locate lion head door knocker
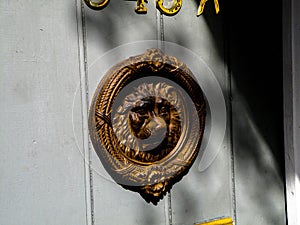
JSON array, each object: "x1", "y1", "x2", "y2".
[{"x1": 89, "y1": 48, "x2": 206, "y2": 204}]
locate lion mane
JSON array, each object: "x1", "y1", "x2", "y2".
[{"x1": 112, "y1": 82, "x2": 183, "y2": 162}]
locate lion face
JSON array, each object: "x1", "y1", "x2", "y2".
[
  {"x1": 112, "y1": 82, "x2": 182, "y2": 162},
  {"x1": 129, "y1": 96, "x2": 171, "y2": 149}
]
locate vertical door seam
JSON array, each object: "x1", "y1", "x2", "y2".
[{"x1": 76, "y1": 0, "x2": 94, "y2": 225}]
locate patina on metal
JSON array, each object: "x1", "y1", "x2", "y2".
[{"x1": 89, "y1": 48, "x2": 206, "y2": 204}]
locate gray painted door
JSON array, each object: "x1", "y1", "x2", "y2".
[{"x1": 0, "y1": 1, "x2": 286, "y2": 225}]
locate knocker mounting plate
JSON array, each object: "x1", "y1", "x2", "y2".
[{"x1": 89, "y1": 48, "x2": 206, "y2": 204}]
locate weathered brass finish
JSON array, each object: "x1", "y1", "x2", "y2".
[{"x1": 89, "y1": 49, "x2": 206, "y2": 204}]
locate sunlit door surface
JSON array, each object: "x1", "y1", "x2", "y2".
[{"x1": 0, "y1": 1, "x2": 286, "y2": 225}]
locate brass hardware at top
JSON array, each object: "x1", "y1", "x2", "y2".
[
  {"x1": 82, "y1": 0, "x2": 220, "y2": 16},
  {"x1": 135, "y1": 0, "x2": 147, "y2": 14},
  {"x1": 197, "y1": 0, "x2": 220, "y2": 16},
  {"x1": 136, "y1": 0, "x2": 183, "y2": 15},
  {"x1": 156, "y1": 0, "x2": 182, "y2": 16},
  {"x1": 83, "y1": 0, "x2": 110, "y2": 10}
]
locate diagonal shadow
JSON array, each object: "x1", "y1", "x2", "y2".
[{"x1": 197, "y1": 0, "x2": 285, "y2": 176}]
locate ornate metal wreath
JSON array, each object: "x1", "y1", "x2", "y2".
[{"x1": 89, "y1": 48, "x2": 206, "y2": 204}]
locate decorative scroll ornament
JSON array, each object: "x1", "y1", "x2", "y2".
[
  {"x1": 83, "y1": 0, "x2": 220, "y2": 16},
  {"x1": 89, "y1": 49, "x2": 206, "y2": 204}
]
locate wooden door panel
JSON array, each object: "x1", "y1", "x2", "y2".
[
  {"x1": 0, "y1": 1, "x2": 87, "y2": 224},
  {"x1": 83, "y1": 2, "x2": 166, "y2": 225},
  {"x1": 162, "y1": 2, "x2": 233, "y2": 224},
  {"x1": 0, "y1": 0, "x2": 287, "y2": 224},
  {"x1": 83, "y1": 1, "x2": 233, "y2": 225},
  {"x1": 228, "y1": 1, "x2": 286, "y2": 224}
]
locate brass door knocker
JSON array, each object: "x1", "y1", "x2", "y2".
[{"x1": 89, "y1": 48, "x2": 206, "y2": 204}]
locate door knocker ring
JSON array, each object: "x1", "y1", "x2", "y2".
[{"x1": 89, "y1": 48, "x2": 206, "y2": 204}]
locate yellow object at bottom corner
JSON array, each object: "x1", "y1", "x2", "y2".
[{"x1": 195, "y1": 217, "x2": 233, "y2": 225}]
